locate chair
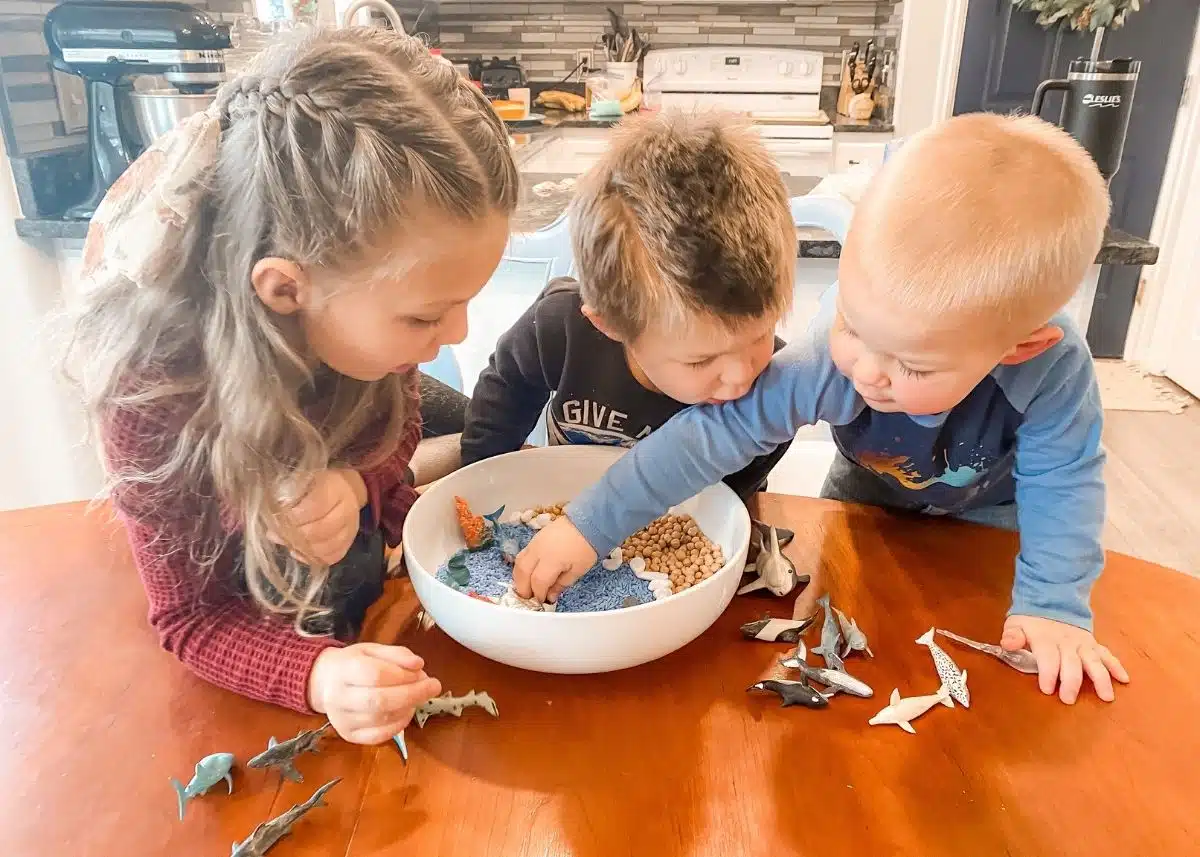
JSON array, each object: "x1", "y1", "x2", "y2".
[
  {"x1": 789, "y1": 192, "x2": 854, "y2": 244},
  {"x1": 418, "y1": 346, "x2": 464, "y2": 393}
]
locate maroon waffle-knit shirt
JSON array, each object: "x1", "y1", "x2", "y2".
[{"x1": 103, "y1": 378, "x2": 421, "y2": 714}]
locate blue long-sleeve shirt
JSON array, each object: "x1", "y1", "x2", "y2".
[{"x1": 565, "y1": 290, "x2": 1106, "y2": 630}]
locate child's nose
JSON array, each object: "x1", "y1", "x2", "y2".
[
  {"x1": 853, "y1": 354, "x2": 887, "y2": 387},
  {"x1": 440, "y1": 306, "x2": 469, "y2": 346}
]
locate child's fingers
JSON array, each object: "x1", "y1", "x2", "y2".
[
  {"x1": 341, "y1": 654, "x2": 425, "y2": 688},
  {"x1": 1000, "y1": 624, "x2": 1028, "y2": 652},
  {"x1": 338, "y1": 677, "x2": 442, "y2": 720},
  {"x1": 1031, "y1": 639, "x2": 1061, "y2": 696},
  {"x1": 512, "y1": 553, "x2": 538, "y2": 599},
  {"x1": 1097, "y1": 646, "x2": 1130, "y2": 684},
  {"x1": 358, "y1": 644, "x2": 426, "y2": 672},
  {"x1": 1057, "y1": 647, "x2": 1084, "y2": 704},
  {"x1": 546, "y1": 582, "x2": 565, "y2": 604},
  {"x1": 1081, "y1": 649, "x2": 1116, "y2": 701},
  {"x1": 530, "y1": 563, "x2": 562, "y2": 604}
]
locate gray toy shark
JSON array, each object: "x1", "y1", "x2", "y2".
[
  {"x1": 229, "y1": 778, "x2": 341, "y2": 857},
  {"x1": 811, "y1": 593, "x2": 846, "y2": 672},
  {"x1": 246, "y1": 722, "x2": 331, "y2": 783},
  {"x1": 170, "y1": 752, "x2": 235, "y2": 821}
]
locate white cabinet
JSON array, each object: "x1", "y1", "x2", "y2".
[
  {"x1": 832, "y1": 132, "x2": 893, "y2": 173},
  {"x1": 517, "y1": 129, "x2": 613, "y2": 175}
]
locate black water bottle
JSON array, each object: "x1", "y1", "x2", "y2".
[{"x1": 1032, "y1": 58, "x2": 1140, "y2": 181}]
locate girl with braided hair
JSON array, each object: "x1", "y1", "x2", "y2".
[{"x1": 64, "y1": 27, "x2": 517, "y2": 743}]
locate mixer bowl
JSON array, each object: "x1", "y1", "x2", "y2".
[
  {"x1": 401, "y1": 445, "x2": 752, "y2": 674},
  {"x1": 130, "y1": 89, "x2": 215, "y2": 145}
]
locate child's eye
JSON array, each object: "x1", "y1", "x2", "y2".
[
  {"x1": 897, "y1": 363, "x2": 930, "y2": 379},
  {"x1": 686, "y1": 357, "x2": 715, "y2": 369},
  {"x1": 403, "y1": 316, "x2": 441, "y2": 329}
]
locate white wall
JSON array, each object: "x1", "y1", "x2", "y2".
[
  {"x1": 893, "y1": 0, "x2": 968, "y2": 137},
  {"x1": 0, "y1": 136, "x2": 104, "y2": 511}
]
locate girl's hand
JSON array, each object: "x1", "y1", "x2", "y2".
[
  {"x1": 1002, "y1": 615, "x2": 1129, "y2": 704},
  {"x1": 274, "y1": 469, "x2": 367, "y2": 566},
  {"x1": 308, "y1": 644, "x2": 442, "y2": 744}
]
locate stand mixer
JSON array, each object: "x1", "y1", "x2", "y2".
[{"x1": 44, "y1": 1, "x2": 231, "y2": 220}]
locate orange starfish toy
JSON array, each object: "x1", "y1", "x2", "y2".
[{"x1": 455, "y1": 496, "x2": 491, "y2": 549}]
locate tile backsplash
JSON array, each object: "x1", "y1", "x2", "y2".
[{"x1": 438, "y1": 1, "x2": 902, "y2": 86}]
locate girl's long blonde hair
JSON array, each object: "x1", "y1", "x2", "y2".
[{"x1": 65, "y1": 27, "x2": 517, "y2": 631}]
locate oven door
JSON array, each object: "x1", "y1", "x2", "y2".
[{"x1": 756, "y1": 136, "x2": 833, "y2": 177}]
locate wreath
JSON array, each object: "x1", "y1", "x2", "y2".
[{"x1": 1011, "y1": 0, "x2": 1145, "y2": 31}]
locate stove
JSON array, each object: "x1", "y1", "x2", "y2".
[{"x1": 642, "y1": 47, "x2": 832, "y2": 175}]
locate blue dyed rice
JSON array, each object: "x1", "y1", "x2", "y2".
[{"x1": 435, "y1": 522, "x2": 654, "y2": 612}]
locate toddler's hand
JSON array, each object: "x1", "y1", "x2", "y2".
[
  {"x1": 274, "y1": 468, "x2": 367, "y2": 566},
  {"x1": 308, "y1": 643, "x2": 442, "y2": 744},
  {"x1": 1003, "y1": 615, "x2": 1129, "y2": 704},
  {"x1": 512, "y1": 516, "x2": 598, "y2": 603}
]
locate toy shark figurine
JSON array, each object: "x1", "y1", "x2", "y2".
[
  {"x1": 413, "y1": 690, "x2": 500, "y2": 728},
  {"x1": 747, "y1": 679, "x2": 831, "y2": 709},
  {"x1": 392, "y1": 731, "x2": 409, "y2": 764},
  {"x1": 746, "y1": 520, "x2": 795, "y2": 565},
  {"x1": 786, "y1": 661, "x2": 874, "y2": 699},
  {"x1": 937, "y1": 628, "x2": 1039, "y2": 674},
  {"x1": 740, "y1": 614, "x2": 814, "y2": 643},
  {"x1": 916, "y1": 628, "x2": 970, "y2": 707},
  {"x1": 737, "y1": 525, "x2": 805, "y2": 597},
  {"x1": 229, "y1": 778, "x2": 341, "y2": 857},
  {"x1": 170, "y1": 752, "x2": 235, "y2": 821},
  {"x1": 868, "y1": 685, "x2": 954, "y2": 734},
  {"x1": 247, "y1": 722, "x2": 331, "y2": 783},
  {"x1": 834, "y1": 606, "x2": 873, "y2": 658},
  {"x1": 811, "y1": 594, "x2": 846, "y2": 672}
]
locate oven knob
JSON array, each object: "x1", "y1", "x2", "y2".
[
  {"x1": 673, "y1": 59, "x2": 688, "y2": 75},
  {"x1": 798, "y1": 60, "x2": 812, "y2": 76},
  {"x1": 779, "y1": 61, "x2": 794, "y2": 76},
  {"x1": 654, "y1": 58, "x2": 666, "y2": 75}
]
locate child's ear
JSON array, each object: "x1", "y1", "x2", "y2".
[
  {"x1": 580, "y1": 303, "x2": 626, "y2": 343},
  {"x1": 999, "y1": 324, "x2": 1064, "y2": 366},
  {"x1": 251, "y1": 258, "x2": 311, "y2": 315}
]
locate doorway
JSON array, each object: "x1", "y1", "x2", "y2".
[{"x1": 952, "y1": 0, "x2": 1199, "y2": 358}]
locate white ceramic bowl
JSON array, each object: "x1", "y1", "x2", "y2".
[{"x1": 402, "y1": 445, "x2": 751, "y2": 674}]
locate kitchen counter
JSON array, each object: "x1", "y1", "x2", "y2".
[{"x1": 513, "y1": 105, "x2": 892, "y2": 134}]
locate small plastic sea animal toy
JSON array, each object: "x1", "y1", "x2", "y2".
[
  {"x1": 498, "y1": 537, "x2": 520, "y2": 566},
  {"x1": 454, "y1": 496, "x2": 493, "y2": 549},
  {"x1": 229, "y1": 778, "x2": 341, "y2": 857},
  {"x1": 747, "y1": 679, "x2": 831, "y2": 709},
  {"x1": 413, "y1": 690, "x2": 500, "y2": 728},
  {"x1": 916, "y1": 628, "x2": 970, "y2": 707},
  {"x1": 785, "y1": 661, "x2": 874, "y2": 698},
  {"x1": 811, "y1": 594, "x2": 846, "y2": 672},
  {"x1": 737, "y1": 525, "x2": 803, "y2": 597},
  {"x1": 936, "y1": 628, "x2": 1039, "y2": 675},
  {"x1": 747, "y1": 520, "x2": 794, "y2": 565},
  {"x1": 392, "y1": 732, "x2": 408, "y2": 764},
  {"x1": 170, "y1": 752, "x2": 235, "y2": 821},
  {"x1": 499, "y1": 584, "x2": 551, "y2": 611},
  {"x1": 446, "y1": 550, "x2": 471, "y2": 587},
  {"x1": 778, "y1": 643, "x2": 808, "y2": 667},
  {"x1": 868, "y1": 685, "x2": 954, "y2": 734},
  {"x1": 740, "y1": 614, "x2": 813, "y2": 643},
  {"x1": 246, "y1": 722, "x2": 331, "y2": 783},
  {"x1": 621, "y1": 595, "x2": 645, "y2": 608},
  {"x1": 833, "y1": 606, "x2": 873, "y2": 658}
]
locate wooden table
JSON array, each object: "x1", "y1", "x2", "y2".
[{"x1": 2, "y1": 497, "x2": 1197, "y2": 857}]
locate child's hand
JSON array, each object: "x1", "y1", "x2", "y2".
[
  {"x1": 308, "y1": 643, "x2": 442, "y2": 744},
  {"x1": 274, "y1": 468, "x2": 367, "y2": 566},
  {"x1": 1002, "y1": 615, "x2": 1129, "y2": 704},
  {"x1": 512, "y1": 516, "x2": 598, "y2": 603}
]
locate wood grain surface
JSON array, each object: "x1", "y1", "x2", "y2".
[{"x1": 1, "y1": 497, "x2": 1196, "y2": 857}]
